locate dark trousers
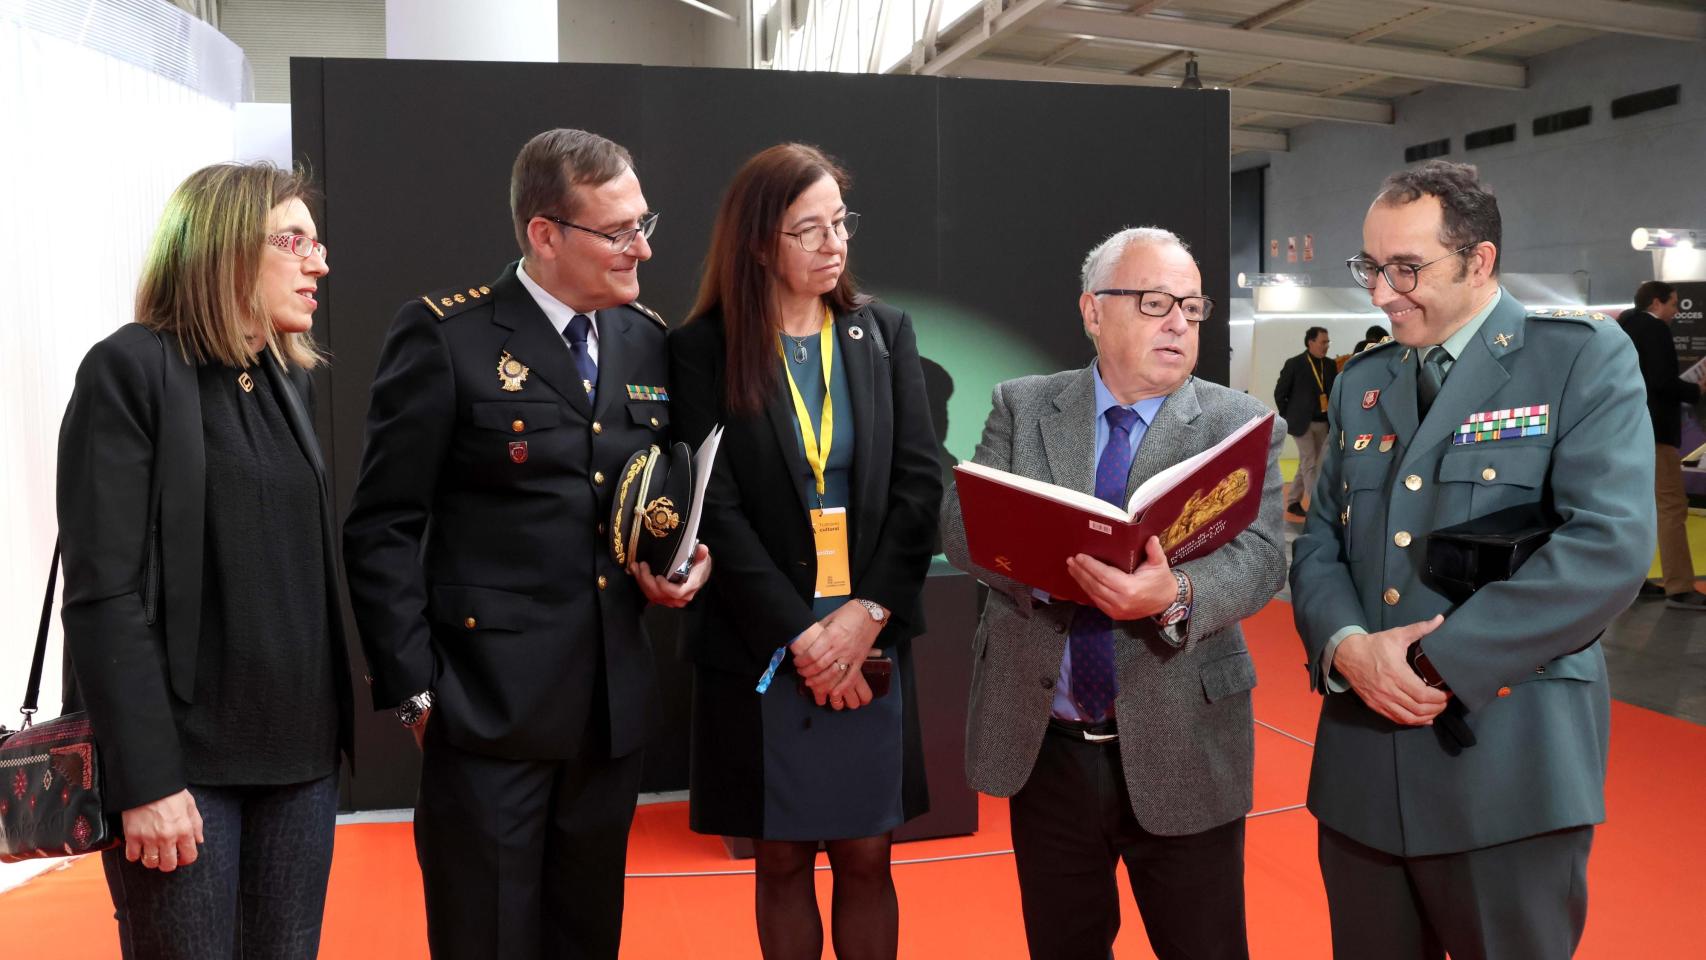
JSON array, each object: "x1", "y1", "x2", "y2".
[
  {"x1": 101, "y1": 774, "x2": 339, "y2": 960},
  {"x1": 1009, "y1": 724, "x2": 1249, "y2": 960},
  {"x1": 1318, "y1": 822, "x2": 1593, "y2": 960},
  {"x1": 415, "y1": 717, "x2": 645, "y2": 960}
]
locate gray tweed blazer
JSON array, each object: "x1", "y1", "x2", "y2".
[{"x1": 941, "y1": 365, "x2": 1288, "y2": 836}]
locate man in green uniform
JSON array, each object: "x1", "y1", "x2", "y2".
[{"x1": 1290, "y1": 160, "x2": 1653, "y2": 958}]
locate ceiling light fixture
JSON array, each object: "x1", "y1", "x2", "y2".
[{"x1": 1178, "y1": 53, "x2": 1202, "y2": 90}]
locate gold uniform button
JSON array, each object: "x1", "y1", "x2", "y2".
[
  {"x1": 597, "y1": 575, "x2": 609, "y2": 591},
  {"x1": 1383, "y1": 587, "x2": 1400, "y2": 606},
  {"x1": 464, "y1": 616, "x2": 477, "y2": 629},
  {"x1": 1394, "y1": 531, "x2": 1412, "y2": 547},
  {"x1": 650, "y1": 416, "x2": 660, "y2": 428},
  {"x1": 592, "y1": 421, "x2": 603, "y2": 435},
  {"x1": 511, "y1": 419, "x2": 525, "y2": 433},
  {"x1": 1497, "y1": 686, "x2": 1512, "y2": 698},
  {"x1": 1482, "y1": 467, "x2": 1497, "y2": 481},
  {"x1": 593, "y1": 471, "x2": 605, "y2": 485},
  {"x1": 1404, "y1": 474, "x2": 1423, "y2": 491}
]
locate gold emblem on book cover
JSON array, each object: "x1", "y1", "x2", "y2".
[{"x1": 1159, "y1": 468, "x2": 1252, "y2": 552}]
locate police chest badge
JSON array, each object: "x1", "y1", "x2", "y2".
[
  {"x1": 509, "y1": 441, "x2": 528, "y2": 464},
  {"x1": 497, "y1": 352, "x2": 530, "y2": 392},
  {"x1": 1362, "y1": 389, "x2": 1379, "y2": 409}
]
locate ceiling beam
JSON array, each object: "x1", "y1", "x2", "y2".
[
  {"x1": 1425, "y1": 0, "x2": 1705, "y2": 40},
  {"x1": 1033, "y1": 8, "x2": 1527, "y2": 88},
  {"x1": 1235, "y1": 0, "x2": 1322, "y2": 32},
  {"x1": 949, "y1": 59, "x2": 1393, "y2": 125},
  {"x1": 916, "y1": 0, "x2": 1068, "y2": 76},
  {"x1": 1345, "y1": 7, "x2": 1443, "y2": 43},
  {"x1": 1232, "y1": 128, "x2": 1289, "y2": 152},
  {"x1": 1132, "y1": 49, "x2": 1188, "y2": 76},
  {"x1": 1449, "y1": 18, "x2": 1553, "y2": 57}
]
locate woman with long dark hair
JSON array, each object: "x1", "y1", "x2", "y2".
[
  {"x1": 669, "y1": 143, "x2": 942, "y2": 959},
  {"x1": 57, "y1": 162, "x2": 352, "y2": 959}
]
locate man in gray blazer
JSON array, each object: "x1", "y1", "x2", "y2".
[
  {"x1": 1290, "y1": 160, "x2": 1653, "y2": 958},
  {"x1": 941, "y1": 227, "x2": 1287, "y2": 960}
]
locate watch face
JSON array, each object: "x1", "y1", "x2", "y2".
[{"x1": 1159, "y1": 604, "x2": 1190, "y2": 627}]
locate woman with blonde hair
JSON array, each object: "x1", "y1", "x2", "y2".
[
  {"x1": 57, "y1": 162, "x2": 352, "y2": 959},
  {"x1": 671, "y1": 143, "x2": 941, "y2": 959}
]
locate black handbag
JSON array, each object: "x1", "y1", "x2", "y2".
[{"x1": 0, "y1": 541, "x2": 121, "y2": 861}]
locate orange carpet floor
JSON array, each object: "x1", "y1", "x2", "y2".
[{"x1": 3, "y1": 600, "x2": 1701, "y2": 958}]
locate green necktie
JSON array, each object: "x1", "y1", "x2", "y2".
[{"x1": 1417, "y1": 346, "x2": 1450, "y2": 419}]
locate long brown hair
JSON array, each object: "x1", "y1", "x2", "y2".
[
  {"x1": 687, "y1": 143, "x2": 864, "y2": 415},
  {"x1": 135, "y1": 162, "x2": 324, "y2": 369}
]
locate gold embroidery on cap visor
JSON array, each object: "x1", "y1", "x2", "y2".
[{"x1": 611, "y1": 448, "x2": 652, "y2": 566}]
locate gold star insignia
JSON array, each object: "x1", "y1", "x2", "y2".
[{"x1": 1494, "y1": 333, "x2": 1512, "y2": 347}]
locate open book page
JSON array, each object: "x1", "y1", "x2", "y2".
[
  {"x1": 668, "y1": 425, "x2": 723, "y2": 576},
  {"x1": 952, "y1": 461, "x2": 1130, "y2": 522},
  {"x1": 1682, "y1": 356, "x2": 1706, "y2": 387},
  {"x1": 1126, "y1": 412, "x2": 1271, "y2": 515}
]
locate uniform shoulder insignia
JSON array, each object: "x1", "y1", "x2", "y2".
[
  {"x1": 631, "y1": 301, "x2": 667, "y2": 329},
  {"x1": 418, "y1": 283, "x2": 495, "y2": 321},
  {"x1": 1530, "y1": 309, "x2": 1594, "y2": 327},
  {"x1": 1344, "y1": 336, "x2": 1398, "y2": 365}
]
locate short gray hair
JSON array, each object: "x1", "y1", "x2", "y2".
[{"x1": 1080, "y1": 226, "x2": 1192, "y2": 294}]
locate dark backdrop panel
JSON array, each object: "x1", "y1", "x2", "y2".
[
  {"x1": 1231, "y1": 166, "x2": 1266, "y2": 292},
  {"x1": 294, "y1": 60, "x2": 1230, "y2": 810}
]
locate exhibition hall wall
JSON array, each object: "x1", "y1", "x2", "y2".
[{"x1": 291, "y1": 58, "x2": 1231, "y2": 807}]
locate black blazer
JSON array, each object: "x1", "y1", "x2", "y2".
[
  {"x1": 668, "y1": 300, "x2": 943, "y2": 675},
  {"x1": 56, "y1": 324, "x2": 353, "y2": 812},
  {"x1": 1618, "y1": 308, "x2": 1699, "y2": 448},
  {"x1": 1274, "y1": 349, "x2": 1335, "y2": 438},
  {"x1": 342, "y1": 262, "x2": 670, "y2": 760}
]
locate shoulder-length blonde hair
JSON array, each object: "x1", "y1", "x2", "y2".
[{"x1": 135, "y1": 162, "x2": 325, "y2": 369}]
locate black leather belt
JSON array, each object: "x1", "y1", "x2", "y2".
[{"x1": 1048, "y1": 716, "x2": 1118, "y2": 743}]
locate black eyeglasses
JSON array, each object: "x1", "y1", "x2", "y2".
[
  {"x1": 1346, "y1": 244, "x2": 1474, "y2": 293},
  {"x1": 780, "y1": 212, "x2": 860, "y2": 252},
  {"x1": 538, "y1": 211, "x2": 659, "y2": 253},
  {"x1": 1093, "y1": 289, "x2": 1215, "y2": 324},
  {"x1": 266, "y1": 233, "x2": 327, "y2": 261}
]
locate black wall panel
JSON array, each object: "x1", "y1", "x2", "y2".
[{"x1": 293, "y1": 59, "x2": 1231, "y2": 810}]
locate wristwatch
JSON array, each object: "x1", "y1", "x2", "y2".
[
  {"x1": 396, "y1": 690, "x2": 434, "y2": 727},
  {"x1": 854, "y1": 598, "x2": 887, "y2": 625},
  {"x1": 1405, "y1": 641, "x2": 1449, "y2": 689},
  {"x1": 1154, "y1": 570, "x2": 1192, "y2": 627}
]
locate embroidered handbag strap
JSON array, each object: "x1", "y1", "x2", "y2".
[{"x1": 22, "y1": 541, "x2": 59, "y2": 724}]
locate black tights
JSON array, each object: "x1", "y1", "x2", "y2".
[{"x1": 752, "y1": 833, "x2": 898, "y2": 960}]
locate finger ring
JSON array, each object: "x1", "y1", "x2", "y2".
[
  {"x1": 835, "y1": 661, "x2": 849, "y2": 673},
  {"x1": 142, "y1": 853, "x2": 160, "y2": 866}
]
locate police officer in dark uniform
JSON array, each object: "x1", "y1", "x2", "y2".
[
  {"x1": 1290, "y1": 161, "x2": 1652, "y2": 959},
  {"x1": 343, "y1": 128, "x2": 711, "y2": 959}
]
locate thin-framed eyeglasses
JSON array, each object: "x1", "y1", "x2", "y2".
[
  {"x1": 1093, "y1": 289, "x2": 1215, "y2": 324},
  {"x1": 266, "y1": 233, "x2": 327, "y2": 261},
  {"x1": 538, "y1": 211, "x2": 660, "y2": 253},
  {"x1": 780, "y1": 212, "x2": 860, "y2": 252},
  {"x1": 1346, "y1": 243, "x2": 1475, "y2": 293}
]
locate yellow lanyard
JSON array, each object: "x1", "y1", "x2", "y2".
[
  {"x1": 1307, "y1": 354, "x2": 1326, "y2": 395},
  {"x1": 777, "y1": 310, "x2": 835, "y2": 499}
]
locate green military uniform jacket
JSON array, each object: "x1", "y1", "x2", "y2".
[{"x1": 1290, "y1": 290, "x2": 1655, "y2": 857}]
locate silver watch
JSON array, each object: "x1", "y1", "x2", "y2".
[
  {"x1": 396, "y1": 690, "x2": 434, "y2": 727},
  {"x1": 855, "y1": 598, "x2": 887, "y2": 624}
]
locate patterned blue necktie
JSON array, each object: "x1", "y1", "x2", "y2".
[
  {"x1": 1068, "y1": 405, "x2": 1140, "y2": 719},
  {"x1": 566, "y1": 313, "x2": 597, "y2": 404}
]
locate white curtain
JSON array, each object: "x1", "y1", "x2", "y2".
[{"x1": 0, "y1": 1, "x2": 240, "y2": 890}]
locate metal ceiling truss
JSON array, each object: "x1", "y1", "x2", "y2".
[{"x1": 765, "y1": 0, "x2": 1702, "y2": 156}]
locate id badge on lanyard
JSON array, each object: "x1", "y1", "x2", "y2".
[{"x1": 780, "y1": 314, "x2": 852, "y2": 599}]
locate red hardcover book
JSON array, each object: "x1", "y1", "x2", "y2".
[{"x1": 953, "y1": 412, "x2": 1274, "y2": 605}]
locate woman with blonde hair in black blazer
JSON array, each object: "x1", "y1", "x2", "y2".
[
  {"x1": 57, "y1": 162, "x2": 352, "y2": 959},
  {"x1": 670, "y1": 143, "x2": 942, "y2": 959}
]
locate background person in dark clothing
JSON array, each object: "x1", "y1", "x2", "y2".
[
  {"x1": 1618, "y1": 280, "x2": 1704, "y2": 608},
  {"x1": 57, "y1": 162, "x2": 352, "y2": 959},
  {"x1": 1352, "y1": 324, "x2": 1389, "y2": 355},
  {"x1": 1274, "y1": 326, "x2": 1336, "y2": 519}
]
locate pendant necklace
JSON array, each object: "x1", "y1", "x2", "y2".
[{"x1": 784, "y1": 332, "x2": 811, "y2": 364}]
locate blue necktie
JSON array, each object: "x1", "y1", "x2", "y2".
[
  {"x1": 566, "y1": 313, "x2": 597, "y2": 404},
  {"x1": 1068, "y1": 405, "x2": 1140, "y2": 719}
]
